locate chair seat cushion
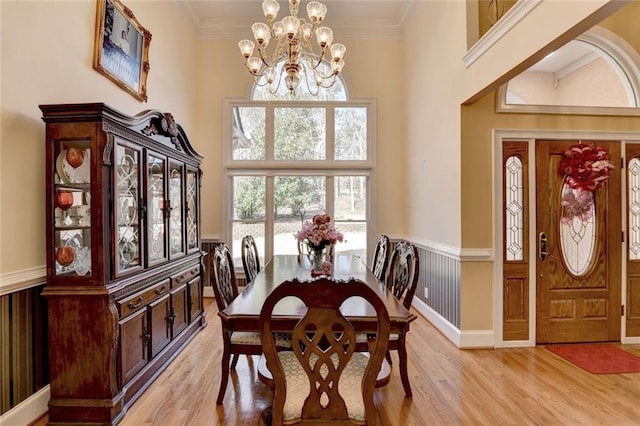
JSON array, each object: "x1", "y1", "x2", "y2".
[
  {"x1": 230, "y1": 331, "x2": 292, "y2": 348},
  {"x1": 277, "y1": 351, "x2": 369, "y2": 424},
  {"x1": 356, "y1": 332, "x2": 399, "y2": 343}
]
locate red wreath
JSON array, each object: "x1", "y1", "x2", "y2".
[{"x1": 558, "y1": 144, "x2": 614, "y2": 192}]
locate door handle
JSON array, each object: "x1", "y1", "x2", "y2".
[{"x1": 539, "y1": 232, "x2": 549, "y2": 260}]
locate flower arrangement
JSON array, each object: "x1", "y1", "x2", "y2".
[
  {"x1": 558, "y1": 144, "x2": 614, "y2": 192},
  {"x1": 295, "y1": 213, "x2": 344, "y2": 251},
  {"x1": 295, "y1": 213, "x2": 344, "y2": 274},
  {"x1": 558, "y1": 144, "x2": 614, "y2": 223}
]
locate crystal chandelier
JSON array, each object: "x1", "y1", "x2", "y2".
[{"x1": 238, "y1": 0, "x2": 346, "y2": 96}]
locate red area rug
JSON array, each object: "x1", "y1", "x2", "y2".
[{"x1": 546, "y1": 344, "x2": 640, "y2": 374}]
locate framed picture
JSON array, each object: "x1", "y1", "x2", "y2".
[{"x1": 93, "y1": 0, "x2": 151, "y2": 102}]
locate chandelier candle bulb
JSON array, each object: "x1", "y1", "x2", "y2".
[{"x1": 239, "y1": 0, "x2": 346, "y2": 96}]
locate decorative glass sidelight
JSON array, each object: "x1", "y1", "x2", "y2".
[
  {"x1": 505, "y1": 156, "x2": 524, "y2": 261},
  {"x1": 559, "y1": 180, "x2": 596, "y2": 276},
  {"x1": 629, "y1": 158, "x2": 640, "y2": 260}
]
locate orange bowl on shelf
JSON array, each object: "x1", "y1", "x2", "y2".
[
  {"x1": 56, "y1": 246, "x2": 75, "y2": 267},
  {"x1": 65, "y1": 148, "x2": 85, "y2": 168},
  {"x1": 55, "y1": 191, "x2": 74, "y2": 211}
]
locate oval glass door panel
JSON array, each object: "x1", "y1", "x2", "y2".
[{"x1": 559, "y1": 181, "x2": 596, "y2": 277}]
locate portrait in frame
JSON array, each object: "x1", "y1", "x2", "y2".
[{"x1": 93, "y1": 0, "x2": 151, "y2": 102}]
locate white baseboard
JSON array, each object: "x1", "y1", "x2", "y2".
[
  {"x1": 203, "y1": 286, "x2": 214, "y2": 298},
  {"x1": 412, "y1": 298, "x2": 494, "y2": 349},
  {"x1": 0, "y1": 385, "x2": 49, "y2": 426}
]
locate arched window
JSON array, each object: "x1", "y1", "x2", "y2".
[
  {"x1": 224, "y1": 67, "x2": 375, "y2": 270},
  {"x1": 251, "y1": 60, "x2": 348, "y2": 101},
  {"x1": 498, "y1": 26, "x2": 640, "y2": 115}
]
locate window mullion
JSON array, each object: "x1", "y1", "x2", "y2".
[
  {"x1": 326, "y1": 105, "x2": 334, "y2": 161},
  {"x1": 266, "y1": 104, "x2": 274, "y2": 161},
  {"x1": 326, "y1": 175, "x2": 335, "y2": 219},
  {"x1": 266, "y1": 176, "x2": 274, "y2": 260}
]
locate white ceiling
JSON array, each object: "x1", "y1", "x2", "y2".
[{"x1": 179, "y1": 0, "x2": 417, "y2": 40}]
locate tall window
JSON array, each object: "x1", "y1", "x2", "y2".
[{"x1": 224, "y1": 78, "x2": 375, "y2": 269}]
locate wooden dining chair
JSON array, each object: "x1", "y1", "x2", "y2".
[
  {"x1": 370, "y1": 234, "x2": 391, "y2": 282},
  {"x1": 210, "y1": 243, "x2": 265, "y2": 405},
  {"x1": 241, "y1": 235, "x2": 261, "y2": 284},
  {"x1": 260, "y1": 277, "x2": 390, "y2": 425},
  {"x1": 384, "y1": 240, "x2": 419, "y2": 397}
]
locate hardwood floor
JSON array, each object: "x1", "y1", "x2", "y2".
[{"x1": 37, "y1": 299, "x2": 640, "y2": 425}]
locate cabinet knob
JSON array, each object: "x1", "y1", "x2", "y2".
[{"x1": 155, "y1": 285, "x2": 166, "y2": 295}]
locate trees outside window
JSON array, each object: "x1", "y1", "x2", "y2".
[{"x1": 225, "y1": 77, "x2": 375, "y2": 269}]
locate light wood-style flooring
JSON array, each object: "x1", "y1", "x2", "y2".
[{"x1": 37, "y1": 299, "x2": 640, "y2": 425}]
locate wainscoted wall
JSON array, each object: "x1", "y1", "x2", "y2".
[
  {"x1": 417, "y1": 246, "x2": 461, "y2": 329},
  {"x1": 399, "y1": 238, "x2": 494, "y2": 348},
  {"x1": 0, "y1": 283, "x2": 48, "y2": 416}
]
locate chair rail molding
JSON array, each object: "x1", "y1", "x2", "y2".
[
  {"x1": 396, "y1": 235, "x2": 493, "y2": 262},
  {"x1": 0, "y1": 266, "x2": 46, "y2": 296}
]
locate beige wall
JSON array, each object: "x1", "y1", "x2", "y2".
[
  {"x1": 0, "y1": 0, "x2": 198, "y2": 274},
  {"x1": 403, "y1": 1, "x2": 467, "y2": 248},
  {"x1": 0, "y1": 1, "x2": 406, "y2": 278}
]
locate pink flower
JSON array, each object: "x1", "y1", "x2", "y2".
[{"x1": 295, "y1": 214, "x2": 345, "y2": 250}]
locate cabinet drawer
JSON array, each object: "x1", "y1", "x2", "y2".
[
  {"x1": 170, "y1": 266, "x2": 200, "y2": 288},
  {"x1": 118, "y1": 279, "x2": 170, "y2": 317}
]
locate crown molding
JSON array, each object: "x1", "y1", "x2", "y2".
[
  {"x1": 195, "y1": 18, "x2": 403, "y2": 40},
  {"x1": 178, "y1": 1, "x2": 416, "y2": 41}
]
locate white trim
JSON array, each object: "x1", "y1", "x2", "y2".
[
  {"x1": 459, "y1": 330, "x2": 495, "y2": 349},
  {"x1": 201, "y1": 234, "x2": 222, "y2": 243},
  {"x1": 399, "y1": 235, "x2": 493, "y2": 261},
  {"x1": 0, "y1": 385, "x2": 49, "y2": 426},
  {"x1": 463, "y1": 0, "x2": 543, "y2": 68},
  {"x1": 0, "y1": 266, "x2": 46, "y2": 296},
  {"x1": 622, "y1": 336, "x2": 640, "y2": 344},
  {"x1": 412, "y1": 298, "x2": 461, "y2": 347},
  {"x1": 413, "y1": 298, "x2": 494, "y2": 349},
  {"x1": 203, "y1": 286, "x2": 214, "y2": 298}
]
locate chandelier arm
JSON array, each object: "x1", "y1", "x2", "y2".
[
  {"x1": 315, "y1": 74, "x2": 338, "y2": 89},
  {"x1": 311, "y1": 65, "x2": 338, "y2": 80},
  {"x1": 302, "y1": 67, "x2": 321, "y2": 97}
]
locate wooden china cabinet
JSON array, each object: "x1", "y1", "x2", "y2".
[{"x1": 40, "y1": 103, "x2": 206, "y2": 425}]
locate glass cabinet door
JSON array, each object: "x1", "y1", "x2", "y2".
[
  {"x1": 53, "y1": 140, "x2": 92, "y2": 276},
  {"x1": 115, "y1": 141, "x2": 142, "y2": 274},
  {"x1": 147, "y1": 152, "x2": 167, "y2": 266},
  {"x1": 168, "y1": 160, "x2": 185, "y2": 258},
  {"x1": 186, "y1": 167, "x2": 199, "y2": 252}
]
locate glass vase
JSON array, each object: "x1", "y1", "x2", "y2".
[{"x1": 312, "y1": 248, "x2": 325, "y2": 271}]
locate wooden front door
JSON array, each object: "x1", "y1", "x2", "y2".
[{"x1": 535, "y1": 140, "x2": 621, "y2": 344}]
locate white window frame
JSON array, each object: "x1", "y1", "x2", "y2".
[{"x1": 222, "y1": 98, "x2": 378, "y2": 264}]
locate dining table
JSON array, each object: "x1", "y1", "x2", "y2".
[{"x1": 219, "y1": 254, "x2": 417, "y2": 334}]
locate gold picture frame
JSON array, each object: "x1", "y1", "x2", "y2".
[{"x1": 93, "y1": 0, "x2": 151, "y2": 102}]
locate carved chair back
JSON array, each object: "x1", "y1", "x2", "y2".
[
  {"x1": 241, "y1": 235, "x2": 261, "y2": 284},
  {"x1": 260, "y1": 277, "x2": 390, "y2": 425},
  {"x1": 385, "y1": 241, "x2": 420, "y2": 310},
  {"x1": 371, "y1": 234, "x2": 391, "y2": 282},
  {"x1": 210, "y1": 243, "x2": 238, "y2": 312}
]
